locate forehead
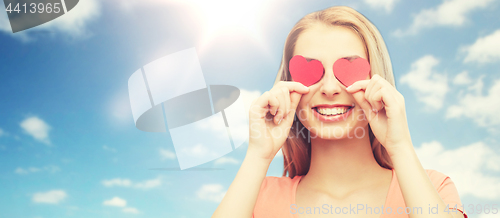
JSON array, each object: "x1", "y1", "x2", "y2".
[{"x1": 293, "y1": 23, "x2": 367, "y2": 61}]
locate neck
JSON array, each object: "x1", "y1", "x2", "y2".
[{"x1": 304, "y1": 125, "x2": 388, "y2": 190}]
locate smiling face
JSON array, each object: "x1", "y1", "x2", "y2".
[{"x1": 293, "y1": 23, "x2": 370, "y2": 140}]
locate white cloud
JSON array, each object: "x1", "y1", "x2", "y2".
[
  {"x1": 102, "y1": 145, "x2": 117, "y2": 153},
  {"x1": 197, "y1": 184, "x2": 226, "y2": 203},
  {"x1": 102, "y1": 178, "x2": 132, "y2": 187},
  {"x1": 20, "y1": 116, "x2": 51, "y2": 145},
  {"x1": 102, "y1": 177, "x2": 161, "y2": 189},
  {"x1": 214, "y1": 157, "x2": 239, "y2": 165},
  {"x1": 103, "y1": 197, "x2": 141, "y2": 214},
  {"x1": 452, "y1": 71, "x2": 472, "y2": 85},
  {"x1": 134, "y1": 178, "x2": 161, "y2": 189},
  {"x1": 123, "y1": 207, "x2": 140, "y2": 214},
  {"x1": 0, "y1": 0, "x2": 100, "y2": 41},
  {"x1": 15, "y1": 165, "x2": 60, "y2": 175},
  {"x1": 103, "y1": 197, "x2": 127, "y2": 207},
  {"x1": 159, "y1": 148, "x2": 176, "y2": 160},
  {"x1": 400, "y1": 55, "x2": 449, "y2": 110},
  {"x1": 32, "y1": 190, "x2": 67, "y2": 204},
  {"x1": 394, "y1": 0, "x2": 494, "y2": 36},
  {"x1": 462, "y1": 29, "x2": 500, "y2": 64},
  {"x1": 0, "y1": 128, "x2": 5, "y2": 137},
  {"x1": 364, "y1": 0, "x2": 399, "y2": 13},
  {"x1": 15, "y1": 167, "x2": 40, "y2": 175},
  {"x1": 446, "y1": 78, "x2": 500, "y2": 128},
  {"x1": 415, "y1": 141, "x2": 500, "y2": 200},
  {"x1": 45, "y1": 165, "x2": 60, "y2": 173},
  {"x1": 464, "y1": 75, "x2": 484, "y2": 95}
]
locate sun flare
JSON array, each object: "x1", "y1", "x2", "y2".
[{"x1": 181, "y1": 0, "x2": 271, "y2": 52}]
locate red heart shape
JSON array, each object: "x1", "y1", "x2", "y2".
[
  {"x1": 333, "y1": 58, "x2": 371, "y2": 87},
  {"x1": 289, "y1": 55, "x2": 324, "y2": 87}
]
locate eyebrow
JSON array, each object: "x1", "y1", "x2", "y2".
[
  {"x1": 343, "y1": 55, "x2": 361, "y2": 62},
  {"x1": 304, "y1": 57, "x2": 318, "y2": 62},
  {"x1": 303, "y1": 55, "x2": 362, "y2": 62}
]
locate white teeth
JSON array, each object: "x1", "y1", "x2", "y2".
[{"x1": 316, "y1": 107, "x2": 349, "y2": 116}]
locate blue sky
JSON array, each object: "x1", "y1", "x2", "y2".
[{"x1": 0, "y1": 0, "x2": 499, "y2": 217}]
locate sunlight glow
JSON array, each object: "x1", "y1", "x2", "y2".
[{"x1": 178, "y1": 0, "x2": 271, "y2": 51}]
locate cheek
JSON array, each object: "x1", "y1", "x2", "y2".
[
  {"x1": 296, "y1": 101, "x2": 311, "y2": 118},
  {"x1": 297, "y1": 86, "x2": 318, "y2": 106},
  {"x1": 296, "y1": 97, "x2": 314, "y2": 121}
]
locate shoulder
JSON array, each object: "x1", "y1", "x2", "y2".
[
  {"x1": 424, "y1": 169, "x2": 452, "y2": 189},
  {"x1": 424, "y1": 168, "x2": 448, "y2": 178},
  {"x1": 258, "y1": 176, "x2": 299, "y2": 199},
  {"x1": 423, "y1": 169, "x2": 466, "y2": 216},
  {"x1": 392, "y1": 169, "x2": 455, "y2": 194},
  {"x1": 253, "y1": 176, "x2": 302, "y2": 217},
  {"x1": 261, "y1": 176, "x2": 298, "y2": 189}
]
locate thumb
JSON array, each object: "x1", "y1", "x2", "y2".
[
  {"x1": 287, "y1": 92, "x2": 302, "y2": 118},
  {"x1": 351, "y1": 91, "x2": 377, "y2": 121},
  {"x1": 290, "y1": 92, "x2": 302, "y2": 110}
]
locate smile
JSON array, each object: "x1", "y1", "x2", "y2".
[{"x1": 311, "y1": 105, "x2": 354, "y2": 122}]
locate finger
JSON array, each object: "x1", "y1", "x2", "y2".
[
  {"x1": 372, "y1": 74, "x2": 391, "y2": 87},
  {"x1": 378, "y1": 87, "x2": 399, "y2": 111},
  {"x1": 351, "y1": 91, "x2": 372, "y2": 113},
  {"x1": 351, "y1": 91, "x2": 377, "y2": 121},
  {"x1": 281, "y1": 87, "x2": 291, "y2": 117},
  {"x1": 367, "y1": 76, "x2": 399, "y2": 111},
  {"x1": 265, "y1": 91, "x2": 280, "y2": 116},
  {"x1": 367, "y1": 80, "x2": 383, "y2": 112},
  {"x1": 250, "y1": 91, "x2": 279, "y2": 119},
  {"x1": 370, "y1": 88, "x2": 384, "y2": 112},
  {"x1": 365, "y1": 74, "x2": 381, "y2": 98},
  {"x1": 277, "y1": 81, "x2": 310, "y2": 94},
  {"x1": 271, "y1": 90, "x2": 286, "y2": 124},
  {"x1": 345, "y1": 80, "x2": 370, "y2": 93},
  {"x1": 289, "y1": 92, "x2": 303, "y2": 118}
]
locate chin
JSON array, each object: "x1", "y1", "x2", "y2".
[{"x1": 306, "y1": 122, "x2": 370, "y2": 141}]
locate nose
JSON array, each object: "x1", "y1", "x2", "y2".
[{"x1": 320, "y1": 68, "x2": 342, "y2": 98}]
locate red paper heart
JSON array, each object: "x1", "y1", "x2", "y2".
[
  {"x1": 333, "y1": 58, "x2": 371, "y2": 87},
  {"x1": 289, "y1": 55, "x2": 324, "y2": 87}
]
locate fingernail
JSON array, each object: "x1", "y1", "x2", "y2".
[
  {"x1": 278, "y1": 117, "x2": 283, "y2": 124},
  {"x1": 346, "y1": 85, "x2": 352, "y2": 90}
]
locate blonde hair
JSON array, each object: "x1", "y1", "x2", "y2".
[{"x1": 276, "y1": 6, "x2": 395, "y2": 178}]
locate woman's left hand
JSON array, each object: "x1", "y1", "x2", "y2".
[{"x1": 345, "y1": 74, "x2": 412, "y2": 157}]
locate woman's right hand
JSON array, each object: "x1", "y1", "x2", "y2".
[
  {"x1": 212, "y1": 82, "x2": 308, "y2": 218},
  {"x1": 247, "y1": 81, "x2": 310, "y2": 162}
]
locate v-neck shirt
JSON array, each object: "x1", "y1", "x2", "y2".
[{"x1": 252, "y1": 169, "x2": 466, "y2": 218}]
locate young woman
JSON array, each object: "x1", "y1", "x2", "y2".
[{"x1": 212, "y1": 6, "x2": 466, "y2": 218}]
